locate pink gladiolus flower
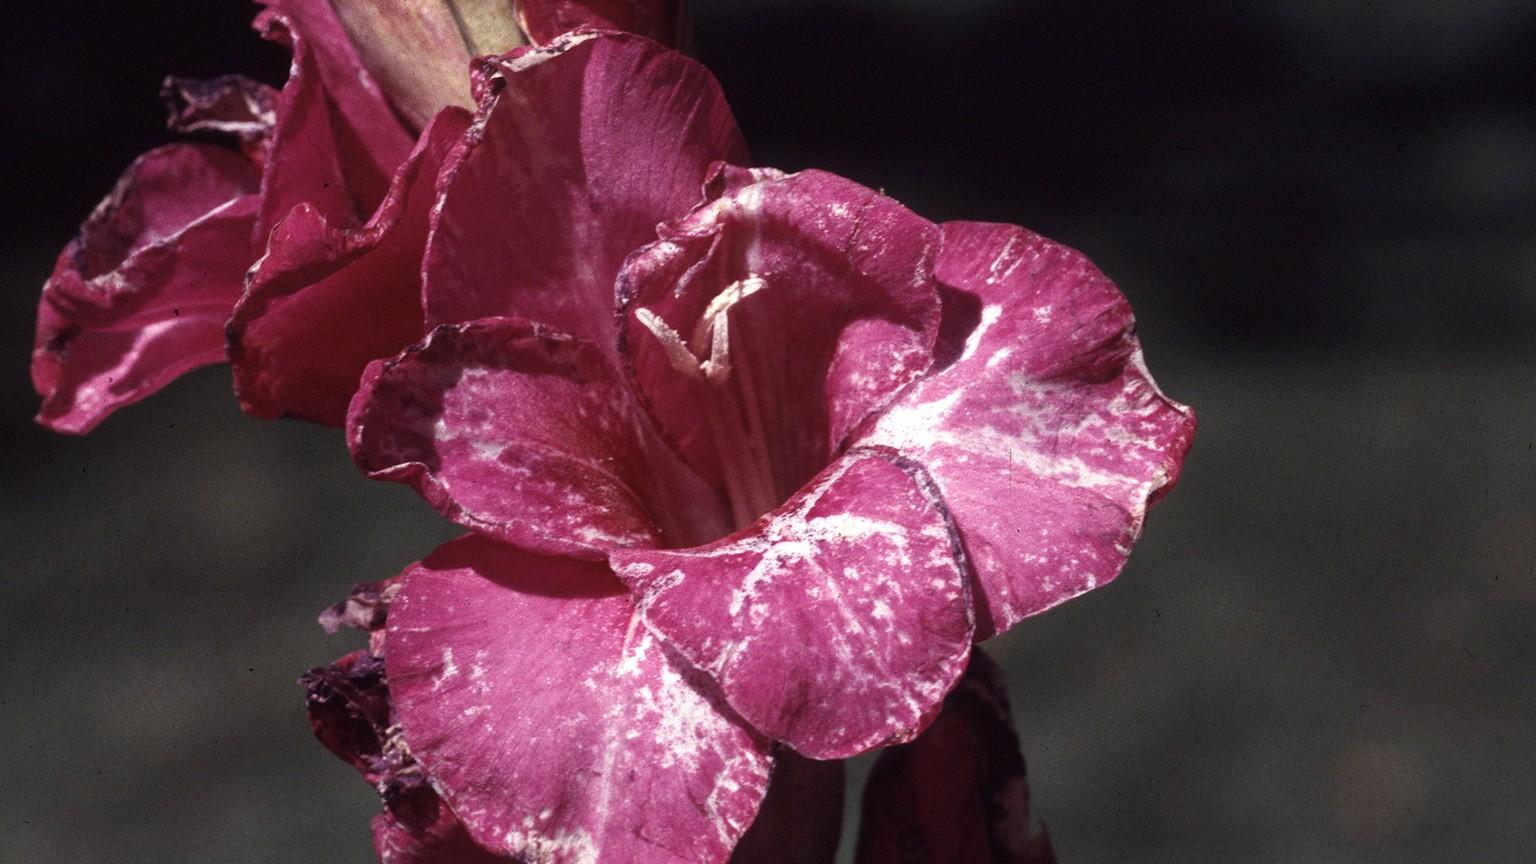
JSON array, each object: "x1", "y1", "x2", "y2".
[
  {"x1": 333, "y1": 28, "x2": 1194, "y2": 862},
  {"x1": 33, "y1": 1, "x2": 680, "y2": 433}
]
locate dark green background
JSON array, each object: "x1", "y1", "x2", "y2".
[{"x1": 2, "y1": 1, "x2": 1532, "y2": 861}]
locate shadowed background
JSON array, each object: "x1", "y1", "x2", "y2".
[{"x1": 2, "y1": 1, "x2": 1532, "y2": 861}]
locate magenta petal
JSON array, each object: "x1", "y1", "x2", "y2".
[
  {"x1": 387, "y1": 535, "x2": 772, "y2": 862},
  {"x1": 731, "y1": 752, "x2": 844, "y2": 864},
  {"x1": 611, "y1": 449, "x2": 974, "y2": 759},
  {"x1": 373, "y1": 808, "x2": 511, "y2": 864},
  {"x1": 854, "y1": 649, "x2": 1055, "y2": 864},
  {"x1": 33, "y1": 144, "x2": 259, "y2": 433},
  {"x1": 229, "y1": 108, "x2": 470, "y2": 426},
  {"x1": 515, "y1": 0, "x2": 682, "y2": 45},
  {"x1": 618, "y1": 166, "x2": 942, "y2": 513},
  {"x1": 255, "y1": 1, "x2": 414, "y2": 237},
  {"x1": 348, "y1": 317, "x2": 727, "y2": 557},
  {"x1": 858, "y1": 222, "x2": 1197, "y2": 639},
  {"x1": 422, "y1": 31, "x2": 746, "y2": 355}
]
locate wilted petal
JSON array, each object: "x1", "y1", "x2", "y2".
[
  {"x1": 855, "y1": 649, "x2": 1055, "y2": 864},
  {"x1": 161, "y1": 74, "x2": 277, "y2": 154},
  {"x1": 611, "y1": 449, "x2": 973, "y2": 759},
  {"x1": 255, "y1": 1, "x2": 414, "y2": 236},
  {"x1": 329, "y1": 0, "x2": 523, "y2": 131},
  {"x1": 301, "y1": 649, "x2": 509, "y2": 863},
  {"x1": 858, "y1": 222, "x2": 1196, "y2": 638},
  {"x1": 229, "y1": 108, "x2": 470, "y2": 426},
  {"x1": 423, "y1": 30, "x2": 746, "y2": 356},
  {"x1": 33, "y1": 144, "x2": 259, "y2": 433},
  {"x1": 516, "y1": 0, "x2": 683, "y2": 45},
  {"x1": 348, "y1": 316, "x2": 729, "y2": 557},
  {"x1": 386, "y1": 535, "x2": 772, "y2": 863},
  {"x1": 619, "y1": 166, "x2": 941, "y2": 522}
]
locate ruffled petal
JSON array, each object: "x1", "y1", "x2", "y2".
[
  {"x1": 610, "y1": 449, "x2": 973, "y2": 759},
  {"x1": 33, "y1": 144, "x2": 260, "y2": 433},
  {"x1": 348, "y1": 316, "x2": 730, "y2": 557},
  {"x1": 255, "y1": 0, "x2": 415, "y2": 237},
  {"x1": 515, "y1": 0, "x2": 682, "y2": 46},
  {"x1": 387, "y1": 535, "x2": 772, "y2": 863},
  {"x1": 422, "y1": 30, "x2": 746, "y2": 356},
  {"x1": 854, "y1": 649, "x2": 1055, "y2": 864},
  {"x1": 858, "y1": 222, "x2": 1197, "y2": 639},
  {"x1": 229, "y1": 108, "x2": 470, "y2": 426},
  {"x1": 618, "y1": 166, "x2": 941, "y2": 522},
  {"x1": 329, "y1": 0, "x2": 523, "y2": 131}
]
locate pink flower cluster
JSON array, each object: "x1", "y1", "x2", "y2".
[{"x1": 36, "y1": 2, "x2": 1194, "y2": 861}]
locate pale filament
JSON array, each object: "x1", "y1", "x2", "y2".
[{"x1": 636, "y1": 277, "x2": 783, "y2": 529}]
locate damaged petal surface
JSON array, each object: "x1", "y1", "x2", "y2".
[
  {"x1": 33, "y1": 144, "x2": 259, "y2": 433},
  {"x1": 611, "y1": 450, "x2": 973, "y2": 759},
  {"x1": 858, "y1": 221, "x2": 1197, "y2": 638},
  {"x1": 387, "y1": 535, "x2": 771, "y2": 863},
  {"x1": 619, "y1": 166, "x2": 941, "y2": 526},
  {"x1": 515, "y1": 0, "x2": 683, "y2": 45},
  {"x1": 347, "y1": 317, "x2": 725, "y2": 557},
  {"x1": 423, "y1": 30, "x2": 746, "y2": 355}
]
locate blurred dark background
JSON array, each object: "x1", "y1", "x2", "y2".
[{"x1": 2, "y1": 1, "x2": 1532, "y2": 861}]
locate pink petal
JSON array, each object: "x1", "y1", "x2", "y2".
[
  {"x1": 515, "y1": 0, "x2": 683, "y2": 45},
  {"x1": 387, "y1": 535, "x2": 772, "y2": 863},
  {"x1": 32, "y1": 144, "x2": 259, "y2": 434},
  {"x1": 610, "y1": 449, "x2": 974, "y2": 759},
  {"x1": 228, "y1": 108, "x2": 470, "y2": 426},
  {"x1": 422, "y1": 31, "x2": 746, "y2": 357},
  {"x1": 854, "y1": 649, "x2": 1055, "y2": 864},
  {"x1": 255, "y1": 1, "x2": 415, "y2": 238},
  {"x1": 348, "y1": 317, "x2": 729, "y2": 557},
  {"x1": 857, "y1": 222, "x2": 1196, "y2": 639},
  {"x1": 618, "y1": 166, "x2": 941, "y2": 521}
]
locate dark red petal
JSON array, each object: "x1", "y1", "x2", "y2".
[
  {"x1": 730, "y1": 751, "x2": 844, "y2": 864},
  {"x1": 610, "y1": 449, "x2": 974, "y2": 759},
  {"x1": 618, "y1": 166, "x2": 942, "y2": 515},
  {"x1": 422, "y1": 30, "x2": 746, "y2": 358},
  {"x1": 229, "y1": 108, "x2": 470, "y2": 426},
  {"x1": 348, "y1": 317, "x2": 729, "y2": 557},
  {"x1": 255, "y1": 1, "x2": 414, "y2": 237},
  {"x1": 387, "y1": 535, "x2": 772, "y2": 862},
  {"x1": 516, "y1": 0, "x2": 683, "y2": 45},
  {"x1": 32, "y1": 144, "x2": 259, "y2": 434},
  {"x1": 858, "y1": 222, "x2": 1197, "y2": 639},
  {"x1": 855, "y1": 649, "x2": 1055, "y2": 864}
]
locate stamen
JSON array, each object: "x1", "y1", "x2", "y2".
[{"x1": 635, "y1": 307, "x2": 704, "y2": 381}]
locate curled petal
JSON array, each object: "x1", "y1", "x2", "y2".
[
  {"x1": 229, "y1": 108, "x2": 470, "y2": 426},
  {"x1": 855, "y1": 649, "x2": 1055, "y2": 864},
  {"x1": 255, "y1": 0, "x2": 414, "y2": 237},
  {"x1": 348, "y1": 316, "x2": 729, "y2": 557},
  {"x1": 386, "y1": 535, "x2": 772, "y2": 863},
  {"x1": 423, "y1": 30, "x2": 746, "y2": 354},
  {"x1": 610, "y1": 449, "x2": 974, "y2": 759},
  {"x1": 858, "y1": 222, "x2": 1197, "y2": 638},
  {"x1": 33, "y1": 144, "x2": 259, "y2": 433},
  {"x1": 618, "y1": 166, "x2": 942, "y2": 517},
  {"x1": 515, "y1": 0, "x2": 683, "y2": 45}
]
